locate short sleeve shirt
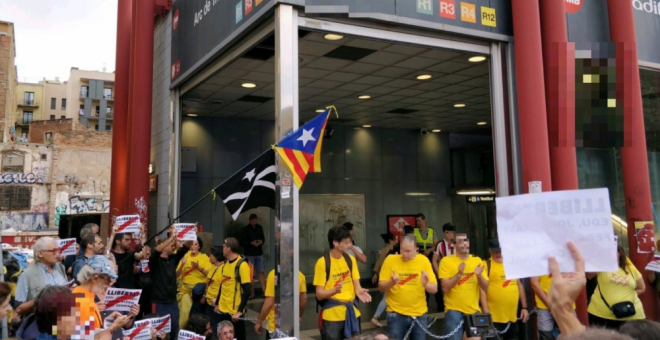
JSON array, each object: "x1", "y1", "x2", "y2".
[
  {"x1": 218, "y1": 257, "x2": 252, "y2": 314},
  {"x1": 265, "y1": 270, "x2": 307, "y2": 332},
  {"x1": 313, "y1": 254, "x2": 361, "y2": 321},
  {"x1": 379, "y1": 254, "x2": 436, "y2": 317},
  {"x1": 486, "y1": 260, "x2": 519, "y2": 323},
  {"x1": 588, "y1": 259, "x2": 645, "y2": 321},
  {"x1": 439, "y1": 255, "x2": 487, "y2": 314}
]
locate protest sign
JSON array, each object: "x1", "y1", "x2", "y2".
[
  {"x1": 175, "y1": 223, "x2": 197, "y2": 241},
  {"x1": 178, "y1": 330, "x2": 206, "y2": 340},
  {"x1": 635, "y1": 221, "x2": 656, "y2": 254},
  {"x1": 123, "y1": 319, "x2": 152, "y2": 340},
  {"x1": 147, "y1": 315, "x2": 171, "y2": 334},
  {"x1": 646, "y1": 255, "x2": 660, "y2": 273},
  {"x1": 103, "y1": 288, "x2": 142, "y2": 312},
  {"x1": 496, "y1": 188, "x2": 618, "y2": 280},
  {"x1": 140, "y1": 260, "x2": 150, "y2": 273},
  {"x1": 116, "y1": 215, "x2": 141, "y2": 234},
  {"x1": 67, "y1": 279, "x2": 76, "y2": 289},
  {"x1": 58, "y1": 238, "x2": 77, "y2": 257}
]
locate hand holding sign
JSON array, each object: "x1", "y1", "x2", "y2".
[
  {"x1": 116, "y1": 215, "x2": 141, "y2": 234},
  {"x1": 646, "y1": 255, "x2": 660, "y2": 273},
  {"x1": 175, "y1": 223, "x2": 197, "y2": 241},
  {"x1": 178, "y1": 330, "x2": 206, "y2": 340},
  {"x1": 104, "y1": 288, "x2": 142, "y2": 312},
  {"x1": 58, "y1": 238, "x2": 77, "y2": 257}
]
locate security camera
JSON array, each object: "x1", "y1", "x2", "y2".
[{"x1": 420, "y1": 128, "x2": 428, "y2": 135}]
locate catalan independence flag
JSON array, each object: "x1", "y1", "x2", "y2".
[{"x1": 274, "y1": 109, "x2": 331, "y2": 188}]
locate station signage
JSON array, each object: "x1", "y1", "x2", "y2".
[{"x1": 466, "y1": 195, "x2": 494, "y2": 203}]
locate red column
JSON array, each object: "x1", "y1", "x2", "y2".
[
  {"x1": 539, "y1": 0, "x2": 586, "y2": 325},
  {"x1": 607, "y1": 0, "x2": 659, "y2": 321},
  {"x1": 126, "y1": 0, "x2": 155, "y2": 218},
  {"x1": 511, "y1": 0, "x2": 553, "y2": 193},
  {"x1": 109, "y1": 0, "x2": 133, "y2": 223}
]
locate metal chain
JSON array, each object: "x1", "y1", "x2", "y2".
[
  {"x1": 402, "y1": 318, "x2": 465, "y2": 340},
  {"x1": 496, "y1": 309, "x2": 539, "y2": 335}
]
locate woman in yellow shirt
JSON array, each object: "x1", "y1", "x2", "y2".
[
  {"x1": 176, "y1": 237, "x2": 213, "y2": 329},
  {"x1": 587, "y1": 245, "x2": 645, "y2": 330}
]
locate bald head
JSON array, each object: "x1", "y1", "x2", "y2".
[{"x1": 401, "y1": 235, "x2": 417, "y2": 261}]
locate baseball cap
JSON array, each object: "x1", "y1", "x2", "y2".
[
  {"x1": 442, "y1": 223, "x2": 456, "y2": 232},
  {"x1": 488, "y1": 239, "x2": 501, "y2": 252},
  {"x1": 86, "y1": 255, "x2": 118, "y2": 280}
]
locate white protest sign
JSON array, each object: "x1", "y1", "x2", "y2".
[
  {"x1": 123, "y1": 319, "x2": 152, "y2": 340},
  {"x1": 58, "y1": 238, "x2": 77, "y2": 257},
  {"x1": 147, "y1": 314, "x2": 172, "y2": 334},
  {"x1": 646, "y1": 255, "x2": 660, "y2": 273},
  {"x1": 103, "y1": 288, "x2": 142, "y2": 312},
  {"x1": 178, "y1": 330, "x2": 206, "y2": 340},
  {"x1": 175, "y1": 223, "x2": 197, "y2": 241},
  {"x1": 116, "y1": 215, "x2": 141, "y2": 234},
  {"x1": 140, "y1": 259, "x2": 150, "y2": 273},
  {"x1": 496, "y1": 188, "x2": 618, "y2": 280},
  {"x1": 67, "y1": 279, "x2": 76, "y2": 289}
]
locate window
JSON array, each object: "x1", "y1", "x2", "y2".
[
  {"x1": 24, "y1": 92, "x2": 34, "y2": 105},
  {"x1": 62, "y1": 98, "x2": 66, "y2": 110},
  {"x1": 79, "y1": 104, "x2": 85, "y2": 116},
  {"x1": 50, "y1": 98, "x2": 56, "y2": 109},
  {"x1": 81, "y1": 86, "x2": 89, "y2": 98},
  {"x1": 95, "y1": 105, "x2": 100, "y2": 114},
  {"x1": 45, "y1": 132, "x2": 52, "y2": 141},
  {"x1": 50, "y1": 115, "x2": 55, "y2": 120},
  {"x1": 0, "y1": 187, "x2": 31, "y2": 211},
  {"x1": 22, "y1": 111, "x2": 33, "y2": 124},
  {"x1": 103, "y1": 88, "x2": 112, "y2": 99},
  {"x1": 105, "y1": 125, "x2": 111, "y2": 131},
  {"x1": 94, "y1": 124, "x2": 99, "y2": 131},
  {"x1": 1, "y1": 150, "x2": 25, "y2": 173},
  {"x1": 40, "y1": 154, "x2": 47, "y2": 161},
  {"x1": 60, "y1": 115, "x2": 65, "y2": 119}
]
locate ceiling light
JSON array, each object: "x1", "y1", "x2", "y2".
[
  {"x1": 241, "y1": 83, "x2": 257, "y2": 88},
  {"x1": 416, "y1": 74, "x2": 432, "y2": 80},
  {"x1": 363, "y1": 125, "x2": 372, "y2": 128},
  {"x1": 432, "y1": 129, "x2": 441, "y2": 133},
  {"x1": 454, "y1": 103, "x2": 466, "y2": 108},
  {"x1": 612, "y1": 214, "x2": 628, "y2": 228},
  {"x1": 187, "y1": 114, "x2": 198, "y2": 117},
  {"x1": 469, "y1": 56, "x2": 487, "y2": 62},
  {"x1": 406, "y1": 193, "x2": 434, "y2": 196},
  {"x1": 316, "y1": 109, "x2": 326, "y2": 113},
  {"x1": 457, "y1": 189, "x2": 495, "y2": 195},
  {"x1": 477, "y1": 121, "x2": 488, "y2": 125},
  {"x1": 324, "y1": 34, "x2": 344, "y2": 41},
  {"x1": 358, "y1": 95, "x2": 371, "y2": 100}
]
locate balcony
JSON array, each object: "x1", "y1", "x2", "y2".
[
  {"x1": 16, "y1": 119, "x2": 32, "y2": 126},
  {"x1": 79, "y1": 109, "x2": 85, "y2": 116},
  {"x1": 103, "y1": 94, "x2": 114, "y2": 100},
  {"x1": 18, "y1": 100, "x2": 39, "y2": 107},
  {"x1": 80, "y1": 90, "x2": 89, "y2": 98}
]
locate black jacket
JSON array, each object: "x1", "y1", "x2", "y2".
[{"x1": 240, "y1": 224, "x2": 265, "y2": 256}]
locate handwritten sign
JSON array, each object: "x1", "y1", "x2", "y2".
[
  {"x1": 646, "y1": 255, "x2": 660, "y2": 273},
  {"x1": 140, "y1": 260, "x2": 150, "y2": 273},
  {"x1": 175, "y1": 223, "x2": 197, "y2": 241},
  {"x1": 178, "y1": 330, "x2": 206, "y2": 340},
  {"x1": 116, "y1": 215, "x2": 141, "y2": 234},
  {"x1": 123, "y1": 319, "x2": 152, "y2": 340},
  {"x1": 58, "y1": 238, "x2": 77, "y2": 257},
  {"x1": 146, "y1": 315, "x2": 171, "y2": 334},
  {"x1": 103, "y1": 288, "x2": 142, "y2": 312},
  {"x1": 496, "y1": 188, "x2": 618, "y2": 279}
]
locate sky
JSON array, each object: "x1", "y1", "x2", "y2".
[{"x1": 0, "y1": 0, "x2": 117, "y2": 83}]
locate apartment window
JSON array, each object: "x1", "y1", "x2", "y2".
[
  {"x1": 50, "y1": 115, "x2": 55, "y2": 120},
  {"x1": 95, "y1": 105, "x2": 100, "y2": 114},
  {"x1": 0, "y1": 187, "x2": 31, "y2": 211},
  {"x1": 103, "y1": 88, "x2": 112, "y2": 99},
  {"x1": 81, "y1": 86, "x2": 89, "y2": 98},
  {"x1": 94, "y1": 124, "x2": 99, "y2": 131},
  {"x1": 45, "y1": 132, "x2": 52, "y2": 141},
  {"x1": 24, "y1": 92, "x2": 34, "y2": 106},
  {"x1": 50, "y1": 98, "x2": 56, "y2": 109},
  {"x1": 21, "y1": 132, "x2": 27, "y2": 139},
  {"x1": 105, "y1": 125, "x2": 111, "y2": 131},
  {"x1": 61, "y1": 115, "x2": 66, "y2": 119},
  {"x1": 22, "y1": 111, "x2": 33, "y2": 124},
  {"x1": 40, "y1": 154, "x2": 47, "y2": 161},
  {"x1": 107, "y1": 106, "x2": 113, "y2": 117},
  {"x1": 79, "y1": 104, "x2": 85, "y2": 116},
  {"x1": 1, "y1": 150, "x2": 25, "y2": 173},
  {"x1": 62, "y1": 98, "x2": 66, "y2": 110}
]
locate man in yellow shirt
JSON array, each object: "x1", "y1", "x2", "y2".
[
  {"x1": 532, "y1": 274, "x2": 558, "y2": 340},
  {"x1": 214, "y1": 237, "x2": 252, "y2": 340},
  {"x1": 314, "y1": 226, "x2": 372, "y2": 340},
  {"x1": 439, "y1": 233, "x2": 488, "y2": 340},
  {"x1": 254, "y1": 269, "x2": 307, "y2": 339},
  {"x1": 203, "y1": 246, "x2": 225, "y2": 337},
  {"x1": 176, "y1": 237, "x2": 213, "y2": 328},
  {"x1": 378, "y1": 236, "x2": 437, "y2": 340},
  {"x1": 481, "y1": 239, "x2": 529, "y2": 340}
]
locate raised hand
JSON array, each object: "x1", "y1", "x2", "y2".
[
  {"x1": 391, "y1": 270, "x2": 399, "y2": 284},
  {"x1": 475, "y1": 264, "x2": 484, "y2": 275},
  {"x1": 548, "y1": 242, "x2": 586, "y2": 313},
  {"x1": 458, "y1": 262, "x2": 466, "y2": 275},
  {"x1": 421, "y1": 271, "x2": 429, "y2": 286}
]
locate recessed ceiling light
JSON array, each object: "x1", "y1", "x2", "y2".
[
  {"x1": 454, "y1": 103, "x2": 466, "y2": 108},
  {"x1": 432, "y1": 129, "x2": 441, "y2": 133},
  {"x1": 469, "y1": 56, "x2": 487, "y2": 62},
  {"x1": 358, "y1": 95, "x2": 371, "y2": 100},
  {"x1": 316, "y1": 109, "x2": 325, "y2": 113},
  {"x1": 187, "y1": 114, "x2": 198, "y2": 117},
  {"x1": 477, "y1": 121, "x2": 488, "y2": 125},
  {"x1": 241, "y1": 83, "x2": 257, "y2": 88},
  {"x1": 324, "y1": 34, "x2": 344, "y2": 41},
  {"x1": 363, "y1": 125, "x2": 372, "y2": 128},
  {"x1": 416, "y1": 74, "x2": 432, "y2": 80}
]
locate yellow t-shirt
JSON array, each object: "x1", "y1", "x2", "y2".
[
  {"x1": 313, "y1": 254, "x2": 361, "y2": 321},
  {"x1": 439, "y1": 255, "x2": 487, "y2": 314},
  {"x1": 177, "y1": 252, "x2": 213, "y2": 292},
  {"x1": 588, "y1": 259, "x2": 645, "y2": 321},
  {"x1": 218, "y1": 256, "x2": 252, "y2": 314},
  {"x1": 205, "y1": 263, "x2": 224, "y2": 304},
  {"x1": 535, "y1": 274, "x2": 575, "y2": 310},
  {"x1": 486, "y1": 260, "x2": 519, "y2": 323},
  {"x1": 264, "y1": 270, "x2": 307, "y2": 332},
  {"x1": 379, "y1": 254, "x2": 437, "y2": 317}
]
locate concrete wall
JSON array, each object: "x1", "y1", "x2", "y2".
[{"x1": 0, "y1": 21, "x2": 17, "y2": 143}]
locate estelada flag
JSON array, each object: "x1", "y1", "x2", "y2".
[{"x1": 274, "y1": 108, "x2": 331, "y2": 188}]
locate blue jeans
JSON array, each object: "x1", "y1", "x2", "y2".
[
  {"x1": 444, "y1": 310, "x2": 465, "y2": 340},
  {"x1": 386, "y1": 312, "x2": 428, "y2": 340},
  {"x1": 156, "y1": 301, "x2": 180, "y2": 340}
]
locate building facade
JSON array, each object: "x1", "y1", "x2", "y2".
[
  {"x1": 66, "y1": 68, "x2": 115, "y2": 132},
  {"x1": 15, "y1": 82, "x2": 45, "y2": 141},
  {"x1": 0, "y1": 21, "x2": 17, "y2": 144}
]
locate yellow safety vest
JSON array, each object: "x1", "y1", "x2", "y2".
[{"x1": 414, "y1": 227, "x2": 434, "y2": 251}]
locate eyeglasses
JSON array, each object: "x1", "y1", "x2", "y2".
[{"x1": 42, "y1": 248, "x2": 60, "y2": 254}]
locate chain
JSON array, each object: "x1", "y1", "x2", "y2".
[
  {"x1": 402, "y1": 317, "x2": 464, "y2": 340},
  {"x1": 237, "y1": 316, "x2": 289, "y2": 339},
  {"x1": 495, "y1": 309, "x2": 539, "y2": 335}
]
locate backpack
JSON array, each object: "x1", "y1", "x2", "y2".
[
  {"x1": 316, "y1": 252, "x2": 354, "y2": 312},
  {"x1": 216, "y1": 257, "x2": 251, "y2": 313}
]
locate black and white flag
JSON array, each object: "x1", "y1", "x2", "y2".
[{"x1": 215, "y1": 149, "x2": 276, "y2": 220}]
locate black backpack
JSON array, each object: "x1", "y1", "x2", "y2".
[
  {"x1": 216, "y1": 257, "x2": 251, "y2": 313},
  {"x1": 316, "y1": 252, "x2": 354, "y2": 312}
]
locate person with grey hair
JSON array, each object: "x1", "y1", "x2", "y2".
[
  {"x1": 217, "y1": 320, "x2": 236, "y2": 340},
  {"x1": 14, "y1": 237, "x2": 68, "y2": 318}
]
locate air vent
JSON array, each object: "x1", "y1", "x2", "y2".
[
  {"x1": 237, "y1": 95, "x2": 272, "y2": 103},
  {"x1": 324, "y1": 46, "x2": 377, "y2": 61},
  {"x1": 387, "y1": 109, "x2": 418, "y2": 114}
]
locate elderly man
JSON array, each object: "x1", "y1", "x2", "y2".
[
  {"x1": 14, "y1": 237, "x2": 69, "y2": 317},
  {"x1": 218, "y1": 320, "x2": 236, "y2": 340}
]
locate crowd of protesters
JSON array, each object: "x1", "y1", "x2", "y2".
[{"x1": 3, "y1": 212, "x2": 660, "y2": 340}]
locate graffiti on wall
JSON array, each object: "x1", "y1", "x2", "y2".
[
  {"x1": 0, "y1": 173, "x2": 45, "y2": 184},
  {"x1": 55, "y1": 204, "x2": 66, "y2": 227},
  {"x1": 68, "y1": 196, "x2": 110, "y2": 214},
  {"x1": 0, "y1": 212, "x2": 48, "y2": 231}
]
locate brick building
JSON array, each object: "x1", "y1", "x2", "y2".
[
  {"x1": 0, "y1": 21, "x2": 17, "y2": 143},
  {"x1": 28, "y1": 118, "x2": 86, "y2": 144}
]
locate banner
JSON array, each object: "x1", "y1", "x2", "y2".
[
  {"x1": 140, "y1": 260, "x2": 150, "y2": 273},
  {"x1": 103, "y1": 288, "x2": 142, "y2": 312},
  {"x1": 496, "y1": 188, "x2": 618, "y2": 279},
  {"x1": 116, "y1": 215, "x2": 141, "y2": 234},
  {"x1": 178, "y1": 330, "x2": 206, "y2": 340},
  {"x1": 122, "y1": 319, "x2": 152, "y2": 340},
  {"x1": 58, "y1": 238, "x2": 77, "y2": 257},
  {"x1": 646, "y1": 254, "x2": 660, "y2": 273},
  {"x1": 146, "y1": 315, "x2": 172, "y2": 334},
  {"x1": 175, "y1": 223, "x2": 197, "y2": 241}
]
